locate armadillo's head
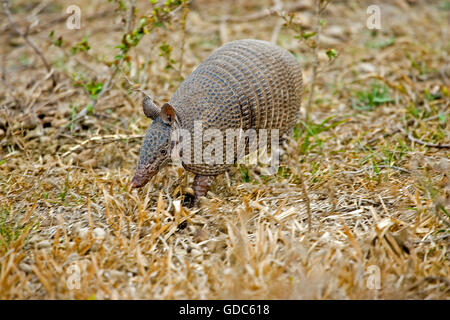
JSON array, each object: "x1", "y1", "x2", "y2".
[{"x1": 131, "y1": 96, "x2": 177, "y2": 188}]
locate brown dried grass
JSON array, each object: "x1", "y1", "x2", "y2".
[{"x1": 0, "y1": 0, "x2": 449, "y2": 299}]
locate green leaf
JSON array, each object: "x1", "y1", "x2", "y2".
[
  {"x1": 440, "y1": 206, "x2": 450, "y2": 219},
  {"x1": 239, "y1": 166, "x2": 250, "y2": 182},
  {"x1": 372, "y1": 159, "x2": 380, "y2": 175},
  {"x1": 48, "y1": 30, "x2": 63, "y2": 47},
  {"x1": 301, "y1": 32, "x2": 317, "y2": 39},
  {"x1": 71, "y1": 36, "x2": 90, "y2": 54},
  {"x1": 365, "y1": 37, "x2": 396, "y2": 49},
  {"x1": 326, "y1": 48, "x2": 338, "y2": 60}
]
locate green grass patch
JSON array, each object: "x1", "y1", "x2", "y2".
[
  {"x1": 352, "y1": 82, "x2": 394, "y2": 111},
  {"x1": 0, "y1": 207, "x2": 34, "y2": 251},
  {"x1": 295, "y1": 116, "x2": 348, "y2": 154}
]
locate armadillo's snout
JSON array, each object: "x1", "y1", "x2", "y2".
[
  {"x1": 130, "y1": 174, "x2": 147, "y2": 188},
  {"x1": 130, "y1": 169, "x2": 155, "y2": 188}
]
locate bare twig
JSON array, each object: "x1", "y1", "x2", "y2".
[
  {"x1": 2, "y1": 0, "x2": 56, "y2": 86},
  {"x1": 270, "y1": 0, "x2": 284, "y2": 44},
  {"x1": 125, "y1": 0, "x2": 137, "y2": 34},
  {"x1": 219, "y1": 17, "x2": 228, "y2": 45},
  {"x1": 271, "y1": 19, "x2": 283, "y2": 44},
  {"x1": 365, "y1": 112, "x2": 448, "y2": 146},
  {"x1": 367, "y1": 128, "x2": 402, "y2": 145},
  {"x1": 57, "y1": 0, "x2": 186, "y2": 137},
  {"x1": 209, "y1": 1, "x2": 309, "y2": 23},
  {"x1": 56, "y1": 0, "x2": 138, "y2": 137},
  {"x1": 61, "y1": 134, "x2": 144, "y2": 158},
  {"x1": 408, "y1": 276, "x2": 450, "y2": 292},
  {"x1": 399, "y1": 127, "x2": 450, "y2": 149},
  {"x1": 179, "y1": 2, "x2": 189, "y2": 75},
  {"x1": 85, "y1": 0, "x2": 136, "y2": 113},
  {"x1": 305, "y1": 0, "x2": 331, "y2": 120},
  {"x1": 298, "y1": 169, "x2": 312, "y2": 232},
  {"x1": 342, "y1": 165, "x2": 411, "y2": 175}
]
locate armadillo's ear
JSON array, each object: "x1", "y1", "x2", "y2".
[
  {"x1": 142, "y1": 95, "x2": 160, "y2": 119},
  {"x1": 160, "y1": 103, "x2": 176, "y2": 125}
]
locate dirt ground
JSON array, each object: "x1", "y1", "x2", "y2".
[{"x1": 0, "y1": 0, "x2": 449, "y2": 299}]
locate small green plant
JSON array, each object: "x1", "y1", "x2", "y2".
[
  {"x1": 423, "y1": 88, "x2": 442, "y2": 101},
  {"x1": 48, "y1": 30, "x2": 64, "y2": 47},
  {"x1": 364, "y1": 37, "x2": 396, "y2": 49},
  {"x1": 438, "y1": 1, "x2": 450, "y2": 10},
  {"x1": 406, "y1": 103, "x2": 423, "y2": 119},
  {"x1": 71, "y1": 36, "x2": 91, "y2": 54},
  {"x1": 108, "y1": 0, "x2": 126, "y2": 11},
  {"x1": 407, "y1": 53, "x2": 435, "y2": 76},
  {"x1": 18, "y1": 53, "x2": 31, "y2": 66},
  {"x1": 112, "y1": 0, "x2": 186, "y2": 65},
  {"x1": 438, "y1": 112, "x2": 447, "y2": 125},
  {"x1": 0, "y1": 207, "x2": 32, "y2": 250},
  {"x1": 277, "y1": 166, "x2": 291, "y2": 179},
  {"x1": 239, "y1": 166, "x2": 250, "y2": 183},
  {"x1": 60, "y1": 175, "x2": 70, "y2": 202},
  {"x1": 85, "y1": 81, "x2": 104, "y2": 100},
  {"x1": 326, "y1": 48, "x2": 338, "y2": 60},
  {"x1": 380, "y1": 143, "x2": 407, "y2": 166},
  {"x1": 159, "y1": 43, "x2": 176, "y2": 71},
  {"x1": 296, "y1": 116, "x2": 348, "y2": 154},
  {"x1": 352, "y1": 82, "x2": 393, "y2": 111},
  {"x1": 275, "y1": 0, "x2": 337, "y2": 119}
]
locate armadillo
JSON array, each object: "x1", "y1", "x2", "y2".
[{"x1": 131, "y1": 39, "x2": 303, "y2": 205}]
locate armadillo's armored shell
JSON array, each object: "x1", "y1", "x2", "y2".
[{"x1": 170, "y1": 39, "x2": 303, "y2": 175}]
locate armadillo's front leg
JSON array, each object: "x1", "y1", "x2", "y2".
[{"x1": 192, "y1": 175, "x2": 215, "y2": 206}]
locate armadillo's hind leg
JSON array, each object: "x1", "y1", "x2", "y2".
[{"x1": 191, "y1": 175, "x2": 216, "y2": 207}]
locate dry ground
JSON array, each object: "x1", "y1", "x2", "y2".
[{"x1": 0, "y1": 0, "x2": 449, "y2": 299}]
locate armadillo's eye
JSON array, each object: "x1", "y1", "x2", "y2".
[{"x1": 159, "y1": 149, "x2": 167, "y2": 156}]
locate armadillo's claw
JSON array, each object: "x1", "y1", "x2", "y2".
[{"x1": 191, "y1": 175, "x2": 216, "y2": 206}]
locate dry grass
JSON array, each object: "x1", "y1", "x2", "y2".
[{"x1": 0, "y1": 0, "x2": 449, "y2": 299}]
